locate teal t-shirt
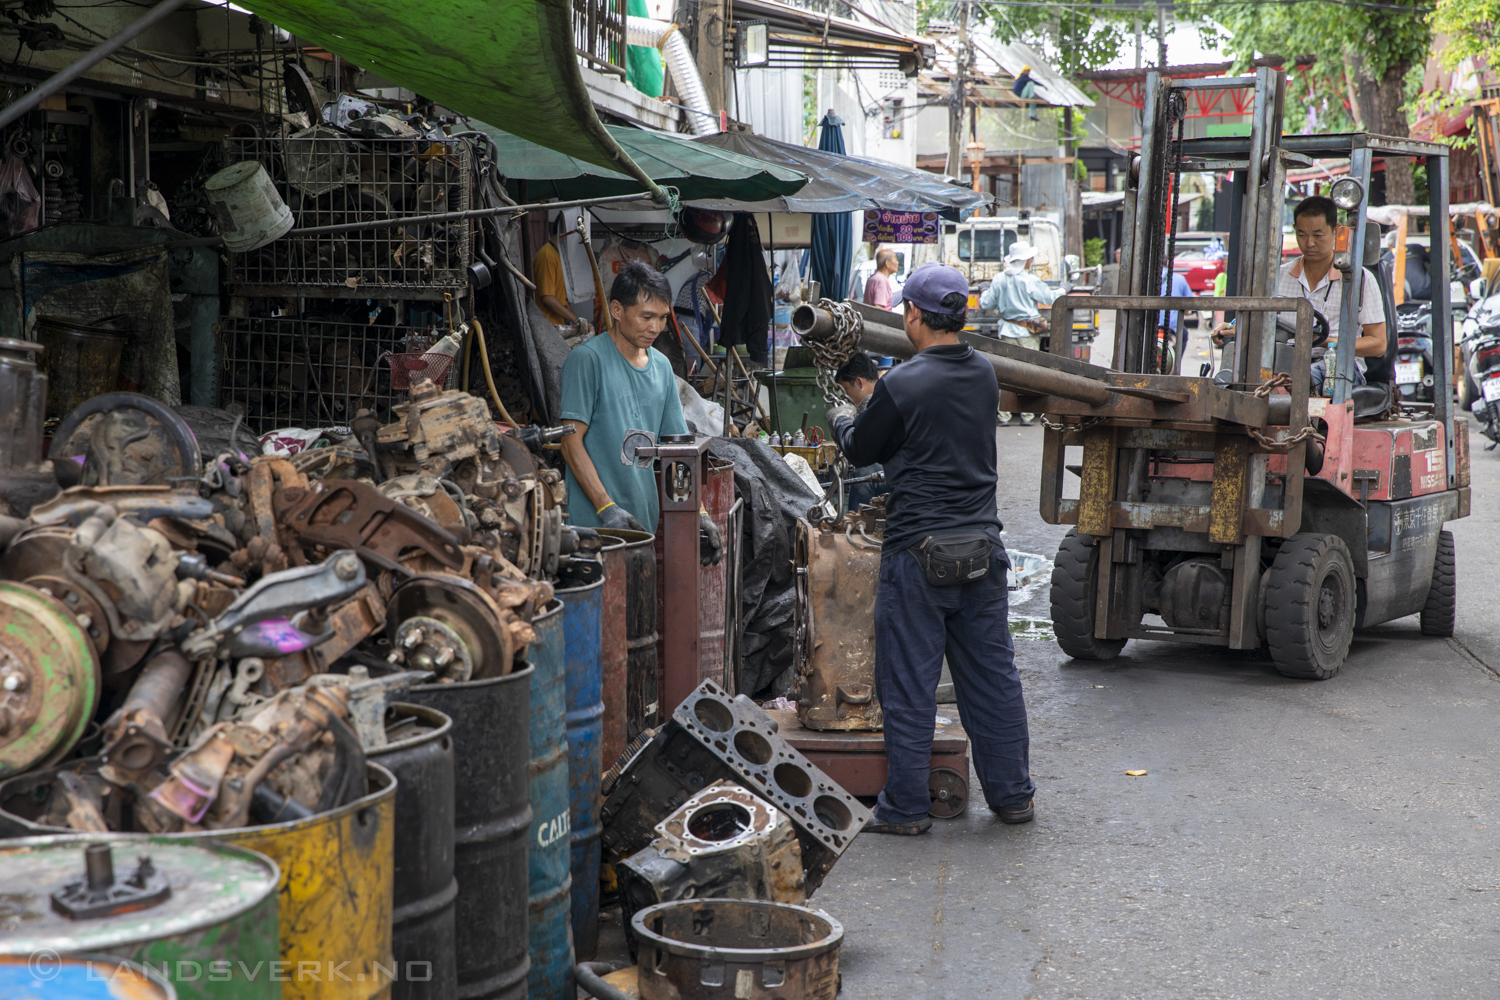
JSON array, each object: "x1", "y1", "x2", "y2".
[{"x1": 560, "y1": 334, "x2": 688, "y2": 530}]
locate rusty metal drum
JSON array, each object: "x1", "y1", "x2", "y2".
[
  {"x1": 792, "y1": 517, "x2": 883, "y2": 731},
  {"x1": 369, "y1": 703, "x2": 456, "y2": 1000},
  {"x1": 599, "y1": 529, "x2": 658, "y2": 743},
  {"x1": 408, "y1": 666, "x2": 533, "y2": 1000},
  {"x1": 595, "y1": 531, "x2": 632, "y2": 769},
  {"x1": 631, "y1": 898, "x2": 843, "y2": 1000}
]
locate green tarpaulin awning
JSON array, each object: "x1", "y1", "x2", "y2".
[
  {"x1": 481, "y1": 123, "x2": 808, "y2": 204},
  {"x1": 237, "y1": 0, "x2": 668, "y2": 200}
]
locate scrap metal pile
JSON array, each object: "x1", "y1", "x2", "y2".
[{"x1": 0, "y1": 368, "x2": 591, "y2": 835}]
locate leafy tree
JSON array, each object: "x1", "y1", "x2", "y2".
[
  {"x1": 1429, "y1": 0, "x2": 1500, "y2": 72},
  {"x1": 916, "y1": 0, "x2": 1137, "y2": 76},
  {"x1": 1183, "y1": 0, "x2": 1432, "y2": 205}
]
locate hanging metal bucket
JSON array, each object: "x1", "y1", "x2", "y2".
[
  {"x1": 526, "y1": 599, "x2": 574, "y2": 1000},
  {"x1": 598, "y1": 529, "x2": 658, "y2": 741},
  {"x1": 0, "y1": 761, "x2": 397, "y2": 1000},
  {"x1": 556, "y1": 579, "x2": 603, "y2": 961},
  {"x1": 203, "y1": 161, "x2": 294, "y2": 252},
  {"x1": 0, "y1": 835, "x2": 279, "y2": 1000},
  {"x1": 369, "y1": 704, "x2": 456, "y2": 1000},
  {"x1": 0, "y1": 953, "x2": 177, "y2": 999},
  {"x1": 409, "y1": 665, "x2": 533, "y2": 1000}
]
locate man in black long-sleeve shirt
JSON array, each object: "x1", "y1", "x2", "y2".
[{"x1": 828, "y1": 262, "x2": 1035, "y2": 835}]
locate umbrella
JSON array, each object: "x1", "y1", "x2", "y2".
[{"x1": 810, "y1": 113, "x2": 854, "y2": 302}]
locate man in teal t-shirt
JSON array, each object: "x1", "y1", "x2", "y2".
[{"x1": 559, "y1": 260, "x2": 722, "y2": 564}]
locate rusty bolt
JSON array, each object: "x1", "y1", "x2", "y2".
[
  {"x1": 333, "y1": 552, "x2": 360, "y2": 581},
  {"x1": 433, "y1": 647, "x2": 455, "y2": 667},
  {"x1": 3, "y1": 671, "x2": 27, "y2": 693},
  {"x1": 502, "y1": 478, "x2": 521, "y2": 498},
  {"x1": 401, "y1": 629, "x2": 424, "y2": 649},
  {"x1": 75, "y1": 614, "x2": 92, "y2": 630}
]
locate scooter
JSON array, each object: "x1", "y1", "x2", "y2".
[
  {"x1": 1394, "y1": 300, "x2": 1435, "y2": 402},
  {"x1": 1461, "y1": 295, "x2": 1500, "y2": 449}
]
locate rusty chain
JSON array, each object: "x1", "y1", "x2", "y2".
[
  {"x1": 806, "y1": 298, "x2": 861, "y2": 405},
  {"x1": 1246, "y1": 423, "x2": 1325, "y2": 453},
  {"x1": 1252, "y1": 372, "x2": 1293, "y2": 398},
  {"x1": 1038, "y1": 415, "x2": 1105, "y2": 434}
]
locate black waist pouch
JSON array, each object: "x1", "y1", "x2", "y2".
[{"x1": 910, "y1": 531, "x2": 995, "y2": 587}]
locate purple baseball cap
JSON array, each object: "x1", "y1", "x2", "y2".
[{"x1": 893, "y1": 262, "x2": 969, "y2": 314}]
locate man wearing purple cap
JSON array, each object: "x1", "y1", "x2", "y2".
[{"x1": 827, "y1": 262, "x2": 1035, "y2": 835}]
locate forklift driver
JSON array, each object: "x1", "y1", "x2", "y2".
[
  {"x1": 1212, "y1": 195, "x2": 1386, "y2": 392},
  {"x1": 827, "y1": 263, "x2": 1035, "y2": 836}
]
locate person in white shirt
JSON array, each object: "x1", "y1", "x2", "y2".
[
  {"x1": 1212, "y1": 195, "x2": 1385, "y2": 392},
  {"x1": 979, "y1": 240, "x2": 1057, "y2": 425}
]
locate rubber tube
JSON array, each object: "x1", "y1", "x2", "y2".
[
  {"x1": 470, "y1": 319, "x2": 521, "y2": 428},
  {"x1": 574, "y1": 962, "x2": 637, "y2": 1000},
  {"x1": 626, "y1": 17, "x2": 717, "y2": 137}
]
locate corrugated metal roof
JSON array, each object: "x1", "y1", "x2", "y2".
[{"x1": 984, "y1": 41, "x2": 1096, "y2": 108}]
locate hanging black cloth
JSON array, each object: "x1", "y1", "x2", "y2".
[{"x1": 711, "y1": 212, "x2": 772, "y2": 364}]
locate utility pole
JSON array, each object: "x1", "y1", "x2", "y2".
[
  {"x1": 947, "y1": 1, "x2": 968, "y2": 178},
  {"x1": 697, "y1": 0, "x2": 726, "y2": 118},
  {"x1": 1134, "y1": 18, "x2": 1142, "y2": 70}
]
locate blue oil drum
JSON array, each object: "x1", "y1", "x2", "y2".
[
  {"x1": 556, "y1": 578, "x2": 604, "y2": 961},
  {"x1": 527, "y1": 599, "x2": 574, "y2": 1000}
]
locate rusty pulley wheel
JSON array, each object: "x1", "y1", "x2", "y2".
[
  {"x1": 0, "y1": 581, "x2": 100, "y2": 778},
  {"x1": 388, "y1": 574, "x2": 514, "y2": 681},
  {"x1": 927, "y1": 766, "x2": 969, "y2": 819}
]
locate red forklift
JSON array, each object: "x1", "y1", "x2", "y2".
[{"x1": 1040, "y1": 67, "x2": 1470, "y2": 679}]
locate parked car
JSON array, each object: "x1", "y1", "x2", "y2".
[{"x1": 1169, "y1": 231, "x2": 1229, "y2": 293}]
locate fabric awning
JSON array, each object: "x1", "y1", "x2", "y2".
[
  {"x1": 480, "y1": 123, "x2": 808, "y2": 203},
  {"x1": 691, "y1": 132, "x2": 989, "y2": 218},
  {"x1": 236, "y1": 0, "x2": 666, "y2": 199}
]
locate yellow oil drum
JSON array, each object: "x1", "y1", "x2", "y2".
[
  {"x1": 220, "y1": 763, "x2": 396, "y2": 1000},
  {"x1": 0, "y1": 761, "x2": 397, "y2": 1000}
]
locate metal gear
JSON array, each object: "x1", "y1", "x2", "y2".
[{"x1": 927, "y1": 766, "x2": 969, "y2": 819}]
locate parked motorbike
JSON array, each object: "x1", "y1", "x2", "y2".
[
  {"x1": 1394, "y1": 300, "x2": 1435, "y2": 402},
  {"x1": 1461, "y1": 290, "x2": 1500, "y2": 449}
]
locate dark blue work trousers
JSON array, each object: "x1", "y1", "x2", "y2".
[{"x1": 875, "y1": 546, "x2": 1035, "y2": 823}]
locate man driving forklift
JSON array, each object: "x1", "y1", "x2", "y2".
[{"x1": 1212, "y1": 195, "x2": 1387, "y2": 392}]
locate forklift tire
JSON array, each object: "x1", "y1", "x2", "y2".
[
  {"x1": 1264, "y1": 533, "x2": 1356, "y2": 680},
  {"x1": 1050, "y1": 529, "x2": 1127, "y2": 661},
  {"x1": 1419, "y1": 530, "x2": 1456, "y2": 637}
]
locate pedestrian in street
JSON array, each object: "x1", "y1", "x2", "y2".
[
  {"x1": 828, "y1": 262, "x2": 1035, "y2": 836},
  {"x1": 980, "y1": 240, "x2": 1056, "y2": 425},
  {"x1": 558, "y1": 260, "x2": 723, "y2": 563},
  {"x1": 863, "y1": 247, "x2": 900, "y2": 310}
]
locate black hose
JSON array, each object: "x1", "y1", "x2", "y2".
[{"x1": 574, "y1": 962, "x2": 637, "y2": 1000}]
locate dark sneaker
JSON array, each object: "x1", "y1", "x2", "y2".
[
  {"x1": 863, "y1": 815, "x2": 933, "y2": 836},
  {"x1": 993, "y1": 799, "x2": 1034, "y2": 825}
]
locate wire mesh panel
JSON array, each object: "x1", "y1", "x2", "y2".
[
  {"x1": 222, "y1": 134, "x2": 472, "y2": 299},
  {"x1": 218, "y1": 316, "x2": 412, "y2": 433}
]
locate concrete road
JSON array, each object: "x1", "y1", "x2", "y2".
[{"x1": 812, "y1": 414, "x2": 1500, "y2": 999}]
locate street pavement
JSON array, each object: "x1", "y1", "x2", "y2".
[{"x1": 812, "y1": 324, "x2": 1500, "y2": 998}]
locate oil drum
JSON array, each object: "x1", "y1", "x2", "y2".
[
  {"x1": 556, "y1": 579, "x2": 603, "y2": 960},
  {"x1": 0, "y1": 954, "x2": 176, "y2": 999},
  {"x1": 0, "y1": 761, "x2": 397, "y2": 1000},
  {"x1": 595, "y1": 532, "x2": 632, "y2": 771},
  {"x1": 599, "y1": 529, "x2": 658, "y2": 742},
  {"x1": 369, "y1": 703, "x2": 456, "y2": 1000},
  {"x1": 0, "y1": 835, "x2": 279, "y2": 1000},
  {"x1": 527, "y1": 599, "x2": 574, "y2": 1000},
  {"x1": 409, "y1": 665, "x2": 533, "y2": 1000}
]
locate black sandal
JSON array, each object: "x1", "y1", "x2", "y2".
[{"x1": 863, "y1": 816, "x2": 932, "y2": 836}]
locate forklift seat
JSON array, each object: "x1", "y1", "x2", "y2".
[{"x1": 1352, "y1": 383, "x2": 1394, "y2": 421}]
